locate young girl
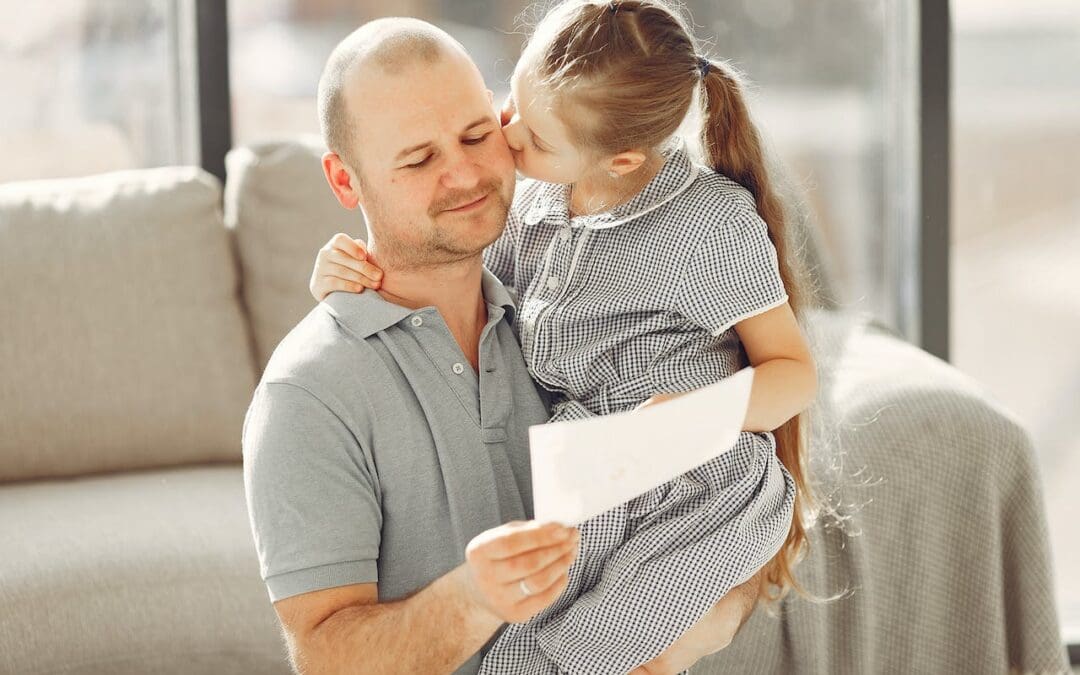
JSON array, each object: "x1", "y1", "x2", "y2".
[{"x1": 311, "y1": 1, "x2": 816, "y2": 673}]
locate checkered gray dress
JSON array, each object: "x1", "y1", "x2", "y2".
[{"x1": 477, "y1": 144, "x2": 797, "y2": 675}]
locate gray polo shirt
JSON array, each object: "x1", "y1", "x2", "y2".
[{"x1": 242, "y1": 269, "x2": 550, "y2": 672}]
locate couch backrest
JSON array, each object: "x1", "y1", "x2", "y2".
[
  {"x1": 0, "y1": 167, "x2": 258, "y2": 483},
  {"x1": 224, "y1": 135, "x2": 366, "y2": 372}
]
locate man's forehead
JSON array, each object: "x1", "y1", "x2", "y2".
[{"x1": 348, "y1": 57, "x2": 495, "y2": 157}]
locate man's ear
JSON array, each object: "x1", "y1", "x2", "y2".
[
  {"x1": 321, "y1": 152, "x2": 363, "y2": 210},
  {"x1": 607, "y1": 150, "x2": 648, "y2": 177}
]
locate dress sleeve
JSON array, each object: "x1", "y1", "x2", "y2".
[
  {"x1": 674, "y1": 203, "x2": 789, "y2": 336},
  {"x1": 242, "y1": 381, "x2": 382, "y2": 602}
]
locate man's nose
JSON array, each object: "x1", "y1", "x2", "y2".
[{"x1": 440, "y1": 145, "x2": 482, "y2": 190}]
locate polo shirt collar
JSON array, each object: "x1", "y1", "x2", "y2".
[
  {"x1": 323, "y1": 266, "x2": 517, "y2": 339},
  {"x1": 525, "y1": 140, "x2": 698, "y2": 231}
]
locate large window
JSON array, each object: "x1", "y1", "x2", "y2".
[
  {"x1": 0, "y1": 1, "x2": 198, "y2": 182},
  {"x1": 952, "y1": 0, "x2": 1080, "y2": 643}
]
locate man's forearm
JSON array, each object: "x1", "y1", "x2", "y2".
[{"x1": 299, "y1": 565, "x2": 503, "y2": 675}]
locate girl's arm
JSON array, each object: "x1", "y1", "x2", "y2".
[
  {"x1": 309, "y1": 233, "x2": 384, "y2": 302},
  {"x1": 642, "y1": 301, "x2": 817, "y2": 433},
  {"x1": 733, "y1": 301, "x2": 817, "y2": 433}
]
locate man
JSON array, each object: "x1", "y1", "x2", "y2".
[{"x1": 242, "y1": 17, "x2": 760, "y2": 675}]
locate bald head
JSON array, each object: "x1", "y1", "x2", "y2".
[{"x1": 317, "y1": 18, "x2": 470, "y2": 172}]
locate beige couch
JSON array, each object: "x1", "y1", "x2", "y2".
[{"x1": 0, "y1": 138, "x2": 1068, "y2": 674}]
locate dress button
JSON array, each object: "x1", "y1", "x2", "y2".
[
  {"x1": 411, "y1": 316, "x2": 423, "y2": 327},
  {"x1": 452, "y1": 362, "x2": 465, "y2": 374},
  {"x1": 547, "y1": 276, "x2": 559, "y2": 290}
]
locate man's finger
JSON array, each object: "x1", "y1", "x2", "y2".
[
  {"x1": 471, "y1": 522, "x2": 576, "y2": 561},
  {"x1": 518, "y1": 549, "x2": 575, "y2": 596},
  {"x1": 492, "y1": 539, "x2": 577, "y2": 583},
  {"x1": 510, "y1": 571, "x2": 570, "y2": 620}
]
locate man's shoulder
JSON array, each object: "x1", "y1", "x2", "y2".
[{"x1": 257, "y1": 300, "x2": 384, "y2": 405}]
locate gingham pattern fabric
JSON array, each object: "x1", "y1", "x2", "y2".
[{"x1": 478, "y1": 144, "x2": 797, "y2": 675}]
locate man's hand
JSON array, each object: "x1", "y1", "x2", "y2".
[
  {"x1": 461, "y1": 520, "x2": 580, "y2": 624},
  {"x1": 629, "y1": 570, "x2": 763, "y2": 675}
]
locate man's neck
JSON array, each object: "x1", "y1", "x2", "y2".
[{"x1": 372, "y1": 253, "x2": 488, "y2": 372}]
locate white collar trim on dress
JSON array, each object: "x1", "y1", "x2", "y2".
[{"x1": 573, "y1": 162, "x2": 699, "y2": 230}]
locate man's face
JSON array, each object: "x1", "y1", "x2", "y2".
[{"x1": 345, "y1": 51, "x2": 516, "y2": 267}]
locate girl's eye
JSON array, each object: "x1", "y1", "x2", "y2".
[
  {"x1": 463, "y1": 133, "x2": 491, "y2": 145},
  {"x1": 405, "y1": 156, "x2": 432, "y2": 169},
  {"x1": 530, "y1": 135, "x2": 549, "y2": 153}
]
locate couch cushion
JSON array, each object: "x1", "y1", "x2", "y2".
[
  {"x1": 225, "y1": 136, "x2": 366, "y2": 371},
  {"x1": 0, "y1": 464, "x2": 292, "y2": 675},
  {"x1": 0, "y1": 168, "x2": 257, "y2": 482}
]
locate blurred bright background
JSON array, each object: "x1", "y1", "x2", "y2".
[{"x1": 1, "y1": 0, "x2": 1077, "y2": 647}]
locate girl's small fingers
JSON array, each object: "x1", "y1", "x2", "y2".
[
  {"x1": 319, "y1": 278, "x2": 368, "y2": 296},
  {"x1": 327, "y1": 248, "x2": 367, "y2": 275},
  {"x1": 329, "y1": 232, "x2": 368, "y2": 261},
  {"x1": 323, "y1": 261, "x2": 366, "y2": 284},
  {"x1": 358, "y1": 260, "x2": 384, "y2": 282}
]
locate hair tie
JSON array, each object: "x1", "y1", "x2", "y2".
[
  {"x1": 609, "y1": 1, "x2": 618, "y2": 14},
  {"x1": 698, "y1": 56, "x2": 711, "y2": 79}
]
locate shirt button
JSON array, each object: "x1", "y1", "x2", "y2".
[
  {"x1": 547, "y1": 276, "x2": 559, "y2": 290},
  {"x1": 411, "y1": 316, "x2": 423, "y2": 327},
  {"x1": 452, "y1": 362, "x2": 465, "y2": 375},
  {"x1": 560, "y1": 229, "x2": 570, "y2": 242}
]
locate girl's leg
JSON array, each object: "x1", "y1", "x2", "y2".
[{"x1": 533, "y1": 435, "x2": 795, "y2": 675}]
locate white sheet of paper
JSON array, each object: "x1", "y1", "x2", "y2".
[{"x1": 529, "y1": 367, "x2": 755, "y2": 526}]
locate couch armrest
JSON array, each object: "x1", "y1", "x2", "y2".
[{"x1": 693, "y1": 310, "x2": 1069, "y2": 674}]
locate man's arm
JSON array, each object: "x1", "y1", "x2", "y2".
[
  {"x1": 276, "y1": 568, "x2": 498, "y2": 675},
  {"x1": 274, "y1": 522, "x2": 581, "y2": 675}
]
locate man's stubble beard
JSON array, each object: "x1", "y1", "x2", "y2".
[{"x1": 365, "y1": 176, "x2": 513, "y2": 270}]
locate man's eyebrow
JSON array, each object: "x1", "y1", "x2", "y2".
[
  {"x1": 394, "y1": 116, "x2": 496, "y2": 161},
  {"x1": 462, "y1": 115, "x2": 496, "y2": 133},
  {"x1": 395, "y1": 140, "x2": 434, "y2": 162}
]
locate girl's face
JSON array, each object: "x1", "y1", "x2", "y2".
[{"x1": 501, "y1": 69, "x2": 593, "y2": 184}]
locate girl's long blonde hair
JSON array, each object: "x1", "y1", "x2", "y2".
[{"x1": 522, "y1": 0, "x2": 817, "y2": 603}]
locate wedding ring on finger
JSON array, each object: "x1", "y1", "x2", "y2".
[{"x1": 519, "y1": 579, "x2": 534, "y2": 597}]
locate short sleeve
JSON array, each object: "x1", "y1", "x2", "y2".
[
  {"x1": 242, "y1": 381, "x2": 382, "y2": 602},
  {"x1": 675, "y1": 205, "x2": 789, "y2": 336}
]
